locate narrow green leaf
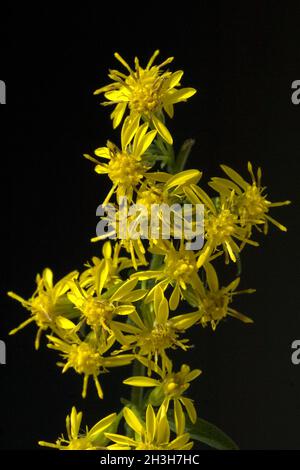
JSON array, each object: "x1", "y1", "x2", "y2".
[
  {"x1": 187, "y1": 417, "x2": 238, "y2": 450},
  {"x1": 169, "y1": 416, "x2": 238, "y2": 450}
]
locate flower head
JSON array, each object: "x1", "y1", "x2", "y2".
[
  {"x1": 47, "y1": 334, "x2": 134, "y2": 399},
  {"x1": 131, "y1": 240, "x2": 203, "y2": 310},
  {"x1": 209, "y1": 162, "x2": 291, "y2": 236},
  {"x1": 193, "y1": 262, "x2": 254, "y2": 330},
  {"x1": 124, "y1": 361, "x2": 201, "y2": 428},
  {"x1": 39, "y1": 406, "x2": 116, "y2": 450},
  {"x1": 116, "y1": 287, "x2": 200, "y2": 374},
  {"x1": 94, "y1": 50, "x2": 196, "y2": 144},
  {"x1": 84, "y1": 117, "x2": 156, "y2": 205},
  {"x1": 106, "y1": 404, "x2": 193, "y2": 450},
  {"x1": 185, "y1": 184, "x2": 256, "y2": 267},
  {"x1": 80, "y1": 241, "x2": 133, "y2": 292},
  {"x1": 67, "y1": 277, "x2": 146, "y2": 344},
  {"x1": 8, "y1": 268, "x2": 78, "y2": 349}
]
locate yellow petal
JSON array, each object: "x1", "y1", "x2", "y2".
[
  {"x1": 94, "y1": 147, "x2": 111, "y2": 158},
  {"x1": 114, "y1": 52, "x2": 133, "y2": 73},
  {"x1": 168, "y1": 433, "x2": 191, "y2": 449},
  {"x1": 229, "y1": 309, "x2": 253, "y2": 324},
  {"x1": 114, "y1": 305, "x2": 136, "y2": 315},
  {"x1": 180, "y1": 397, "x2": 197, "y2": 423},
  {"x1": 152, "y1": 114, "x2": 173, "y2": 144},
  {"x1": 95, "y1": 164, "x2": 108, "y2": 174},
  {"x1": 165, "y1": 169, "x2": 201, "y2": 190},
  {"x1": 169, "y1": 283, "x2": 180, "y2": 311},
  {"x1": 121, "y1": 115, "x2": 140, "y2": 150},
  {"x1": 220, "y1": 164, "x2": 248, "y2": 190},
  {"x1": 163, "y1": 103, "x2": 174, "y2": 118},
  {"x1": 190, "y1": 185, "x2": 217, "y2": 214},
  {"x1": 130, "y1": 270, "x2": 159, "y2": 280},
  {"x1": 167, "y1": 70, "x2": 183, "y2": 89},
  {"x1": 43, "y1": 268, "x2": 53, "y2": 289},
  {"x1": 174, "y1": 399, "x2": 185, "y2": 435},
  {"x1": 123, "y1": 407, "x2": 143, "y2": 435},
  {"x1": 112, "y1": 102, "x2": 127, "y2": 128},
  {"x1": 145, "y1": 172, "x2": 171, "y2": 182},
  {"x1": 96, "y1": 260, "x2": 109, "y2": 295},
  {"x1": 135, "y1": 129, "x2": 157, "y2": 157},
  {"x1": 102, "y1": 241, "x2": 112, "y2": 259},
  {"x1": 165, "y1": 87, "x2": 196, "y2": 104},
  {"x1": 265, "y1": 214, "x2": 287, "y2": 232},
  {"x1": 88, "y1": 413, "x2": 117, "y2": 439},
  {"x1": 121, "y1": 289, "x2": 147, "y2": 302},
  {"x1": 225, "y1": 240, "x2": 237, "y2": 262},
  {"x1": 172, "y1": 312, "x2": 201, "y2": 330},
  {"x1": 110, "y1": 278, "x2": 138, "y2": 301},
  {"x1": 103, "y1": 355, "x2": 135, "y2": 367},
  {"x1": 123, "y1": 376, "x2": 160, "y2": 387},
  {"x1": 146, "y1": 50, "x2": 160, "y2": 69},
  {"x1": 146, "y1": 405, "x2": 156, "y2": 442},
  {"x1": 157, "y1": 413, "x2": 170, "y2": 444},
  {"x1": 204, "y1": 262, "x2": 219, "y2": 292},
  {"x1": 132, "y1": 122, "x2": 148, "y2": 154},
  {"x1": 105, "y1": 432, "x2": 136, "y2": 446},
  {"x1": 55, "y1": 316, "x2": 76, "y2": 330},
  {"x1": 185, "y1": 369, "x2": 202, "y2": 382},
  {"x1": 157, "y1": 295, "x2": 169, "y2": 324}
]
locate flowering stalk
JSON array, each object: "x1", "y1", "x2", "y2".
[{"x1": 7, "y1": 50, "x2": 290, "y2": 450}]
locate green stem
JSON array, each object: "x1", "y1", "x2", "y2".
[
  {"x1": 175, "y1": 138, "x2": 195, "y2": 172},
  {"x1": 130, "y1": 257, "x2": 164, "y2": 412},
  {"x1": 130, "y1": 359, "x2": 145, "y2": 411}
]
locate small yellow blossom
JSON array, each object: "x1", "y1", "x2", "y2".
[
  {"x1": 90, "y1": 168, "x2": 202, "y2": 270},
  {"x1": 84, "y1": 117, "x2": 156, "y2": 205},
  {"x1": 39, "y1": 406, "x2": 116, "y2": 450},
  {"x1": 80, "y1": 241, "x2": 133, "y2": 292},
  {"x1": 185, "y1": 184, "x2": 257, "y2": 267},
  {"x1": 94, "y1": 50, "x2": 196, "y2": 144},
  {"x1": 8, "y1": 268, "x2": 78, "y2": 349},
  {"x1": 67, "y1": 277, "x2": 146, "y2": 343},
  {"x1": 106, "y1": 404, "x2": 193, "y2": 450},
  {"x1": 193, "y1": 262, "x2": 254, "y2": 330},
  {"x1": 115, "y1": 287, "x2": 201, "y2": 374},
  {"x1": 131, "y1": 240, "x2": 203, "y2": 310},
  {"x1": 47, "y1": 334, "x2": 134, "y2": 399},
  {"x1": 124, "y1": 361, "x2": 201, "y2": 428},
  {"x1": 209, "y1": 162, "x2": 291, "y2": 236},
  {"x1": 91, "y1": 203, "x2": 149, "y2": 270}
]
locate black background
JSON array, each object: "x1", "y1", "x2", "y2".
[{"x1": 0, "y1": 2, "x2": 299, "y2": 450}]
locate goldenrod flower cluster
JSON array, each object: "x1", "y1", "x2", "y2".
[{"x1": 8, "y1": 51, "x2": 290, "y2": 450}]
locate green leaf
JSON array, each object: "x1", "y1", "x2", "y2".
[
  {"x1": 175, "y1": 138, "x2": 196, "y2": 172},
  {"x1": 170, "y1": 416, "x2": 239, "y2": 450}
]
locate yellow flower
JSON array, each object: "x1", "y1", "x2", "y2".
[
  {"x1": 193, "y1": 262, "x2": 254, "y2": 330},
  {"x1": 185, "y1": 184, "x2": 257, "y2": 267},
  {"x1": 8, "y1": 268, "x2": 78, "y2": 349},
  {"x1": 115, "y1": 287, "x2": 201, "y2": 374},
  {"x1": 124, "y1": 361, "x2": 201, "y2": 429},
  {"x1": 91, "y1": 203, "x2": 149, "y2": 271},
  {"x1": 80, "y1": 241, "x2": 133, "y2": 292},
  {"x1": 39, "y1": 406, "x2": 116, "y2": 450},
  {"x1": 47, "y1": 334, "x2": 134, "y2": 399},
  {"x1": 90, "y1": 169, "x2": 202, "y2": 271},
  {"x1": 131, "y1": 240, "x2": 203, "y2": 310},
  {"x1": 209, "y1": 161, "x2": 291, "y2": 236},
  {"x1": 84, "y1": 117, "x2": 156, "y2": 205},
  {"x1": 94, "y1": 50, "x2": 197, "y2": 144},
  {"x1": 67, "y1": 277, "x2": 146, "y2": 344},
  {"x1": 106, "y1": 404, "x2": 193, "y2": 450}
]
